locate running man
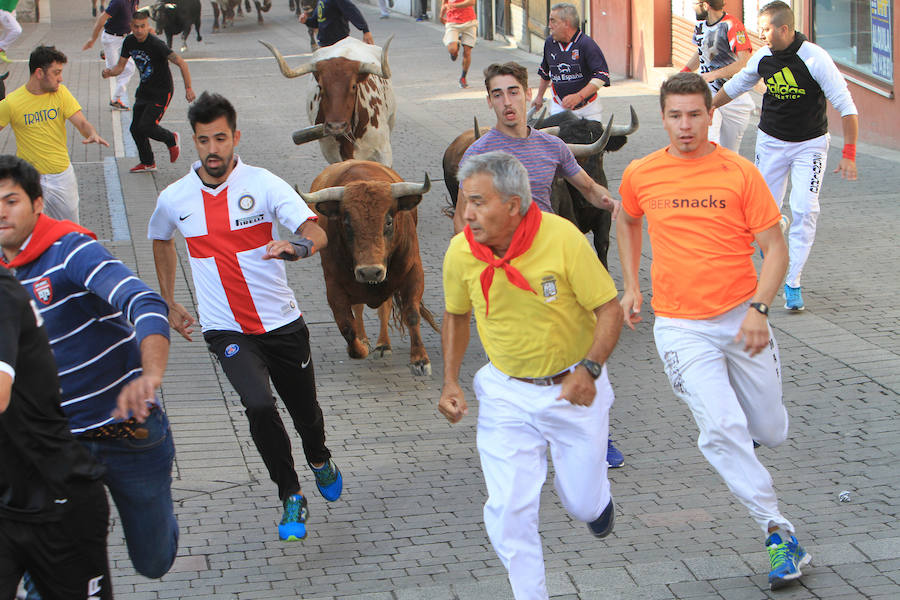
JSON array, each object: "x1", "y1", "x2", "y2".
[
  {"x1": 84, "y1": 0, "x2": 137, "y2": 110},
  {"x1": 149, "y1": 91, "x2": 342, "y2": 541},
  {"x1": 441, "y1": 151, "x2": 621, "y2": 600},
  {"x1": 0, "y1": 0, "x2": 21, "y2": 64},
  {"x1": 440, "y1": 0, "x2": 477, "y2": 88},
  {"x1": 0, "y1": 46, "x2": 109, "y2": 223},
  {"x1": 618, "y1": 72, "x2": 810, "y2": 590},
  {"x1": 0, "y1": 154, "x2": 179, "y2": 585},
  {"x1": 681, "y1": 0, "x2": 755, "y2": 152},
  {"x1": 103, "y1": 10, "x2": 196, "y2": 173},
  {"x1": 532, "y1": 3, "x2": 609, "y2": 120},
  {"x1": 714, "y1": 0, "x2": 859, "y2": 311},
  {"x1": 302, "y1": 0, "x2": 374, "y2": 47}
]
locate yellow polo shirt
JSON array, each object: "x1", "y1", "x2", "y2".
[
  {"x1": 0, "y1": 84, "x2": 82, "y2": 175},
  {"x1": 443, "y1": 213, "x2": 618, "y2": 378}
]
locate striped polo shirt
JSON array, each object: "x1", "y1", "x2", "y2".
[{"x1": 460, "y1": 127, "x2": 581, "y2": 212}]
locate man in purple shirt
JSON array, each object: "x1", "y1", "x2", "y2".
[
  {"x1": 532, "y1": 2, "x2": 610, "y2": 121},
  {"x1": 83, "y1": 0, "x2": 137, "y2": 110}
]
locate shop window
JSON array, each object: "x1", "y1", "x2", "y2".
[{"x1": 814, "y1": 0, "x2": 893, "y2": 84}]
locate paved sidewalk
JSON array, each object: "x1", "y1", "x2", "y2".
[{"x1": 5, "y1": 1, "x2": 900, "y2": 598}]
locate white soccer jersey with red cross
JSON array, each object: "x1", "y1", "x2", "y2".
[{"x1": 148, "y1": 157, "x2": 316, "y2": 335}]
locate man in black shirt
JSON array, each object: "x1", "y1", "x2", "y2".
[
  {"x1": 0, "y1": 262, "x2": 110, "y2": 598},
  {"x1": 301, "y1": 0, "x2": 374, "y2": 47},
  {"x1": 103, "y1": 10, "x2": 196, "y2": 173}
]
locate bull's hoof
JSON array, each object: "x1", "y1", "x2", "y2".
[
  {"x1": 212, "y1": 26, "x2": 220, "y2": 33},
  {"x1": 348, "y1": 338, "x2": 370, "y2": 360},
  {"x1": 258, "y1": 17, "x2": 264, "y2": 24},
  {"x1": 371, "y1": 344, "x2": 392, "y2": 359},
  {"x1": 409, "y1": 361, "x2": 432, "y2": 377}
]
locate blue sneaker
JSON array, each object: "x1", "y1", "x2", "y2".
[
  {"x1": 766, "y1": 531, "x2": 811, "y2": 590},
  {"x1": 311, "y1": 458, "x2": 343, "y2": 502},
  {"x1": 587, "y1": 498, "x2": 615, "y2": 538},
  {"x1": 278, "y1": 494, "x2": 308, "y2": 541},
  {"x1": 606, "y1": 439, "x2": 624, "y2": 468},
  {"x1": 784, "y1": 284, "x2": 805, "y2": 311}
]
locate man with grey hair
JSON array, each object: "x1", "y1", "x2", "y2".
[
  {"x1": 532, "y1": 2, "x2": 610, "y2": 120},
  {"x1": 440, "y1": 150, "x2": 622, "y2": 600}
]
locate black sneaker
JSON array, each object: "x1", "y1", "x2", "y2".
[{"x1": 587, "y1": 498, "x2": 615, "y2": 538}]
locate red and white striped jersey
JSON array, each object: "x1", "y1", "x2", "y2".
[{"x1": 148, "y1": 157, "x2": 316, "y2": 335}]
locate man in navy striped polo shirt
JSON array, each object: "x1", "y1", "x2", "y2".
[
  {"x1": 532, "y1": 2, "x2": 610, "y2": 121},
  {"x1": 0, "y1": 155, "x2": 179, "y2": 583}
]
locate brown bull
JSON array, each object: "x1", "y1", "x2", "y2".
[{"x1": 299, "y1": 160, "x2": 436, "y2": 376}]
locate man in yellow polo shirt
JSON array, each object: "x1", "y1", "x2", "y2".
[
  {"x1": 0, "y1": 45, "x2": 109, "y2": 223},
  {"x1": 440, "y1": 151, "x2": 622, "y2": 600}
]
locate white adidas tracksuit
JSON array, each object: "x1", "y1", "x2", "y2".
[{"x1": 724, "y1": 33, "x2": 857, "y2": 288}]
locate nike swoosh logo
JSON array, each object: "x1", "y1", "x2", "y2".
[
  {"x1": 179, "y1": 213, "x2": 192, "y2": 221},
  {"x1": 301, "y1": 356, "x2": 311, "y2": 368},
  {"x1": 54, "y1": 498, "x2": 68, "y2": 504}
]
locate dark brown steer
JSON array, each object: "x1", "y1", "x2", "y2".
[{"x1": 299, "y1": 160, "x2": 436, "y2": 376}]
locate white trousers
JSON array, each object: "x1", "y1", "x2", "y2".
[
  {"x1": 550, "y1": 96, "x2": 603, "y2": 122},
  {"x1": 755, "y1": 129, "x2": 830, "y2": 287},
  {"x1": 40, "y1": 164, "x2": 81, "y2": 223},
  {"x1": 0, "y1": 10, "x2": 21, "y2": 50},
  {"x1": 101, "y1": 30, "x2": 135, "y2": 106},
  {"x1": 710, "y1": 91, "x2": 754, "y2": 152},
  {"x1": 653, "y1": 303, "x2": 794, "y2": 535},
  {"x1": 474, "y1": 362, "x2": 613, "y2": 600}
]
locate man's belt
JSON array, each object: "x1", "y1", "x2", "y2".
[
  {"x1": 511, "y1": 368, "x2": 574, "y2": 386},
  {"x1": 78, "y1": 405, "x2": 158, "y2": 440},
  {"x1": 573, "y1": 92, "x2": 598, "y2": 110},
  {"x1": 104, "y1": 30, "x2": 127, "y2": 37}
]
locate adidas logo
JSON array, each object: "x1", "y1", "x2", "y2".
[{"x1": 766, "y1": 67, "x2": 806, "y2": 100}]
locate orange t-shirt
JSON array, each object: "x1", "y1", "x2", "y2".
[{"x1": 619, "y1": 144, "x2": 781, "y2": 319}]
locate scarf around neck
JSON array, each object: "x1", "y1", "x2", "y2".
[{"x1": 463, "y1": 202, "x2": 542, "y2": 316}]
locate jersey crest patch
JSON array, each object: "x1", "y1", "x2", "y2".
[
  {"x1": 735, "y1": 31, "x2": 747, "y2": 45},
  {"x1": 224, "y1": 343, "x2": 240, "y2": 357},
  {"x1": 541, "y1": 275, "x2": 558, "y2": 303},
  {"x1": 33, "y1": 277, "x2": 53, "y2": 305},
  {"x1": 571, "y1": 49, "x2": 579, "y2": 60},
  {"x1": 238, "y1": 194, "x2": 256, "y2": 211}
]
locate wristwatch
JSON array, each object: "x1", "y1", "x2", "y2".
[
  {"x1": 578, "y1": 358, "x2": 604, "y2": 379},
  {"x1": 749, "y1": 302, "x2": 769, "y2": 316}
]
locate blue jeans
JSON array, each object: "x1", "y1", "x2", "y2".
[{"x1": 80, "y1": 408, "x2": 179, "y2": 578}]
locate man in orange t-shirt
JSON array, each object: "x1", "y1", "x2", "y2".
[{"x1": 617, "y1": 72, "x2": 811, "y2": 591}]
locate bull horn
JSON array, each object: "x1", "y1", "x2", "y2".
[
  {"x1": 358, "y1": 35, "x2": 393, "y2": 78},
  {"x1": 259, "y1": 40, "x2": 316, "y2": 78},
  {"x1": 608, "y1": 105, "x2": 639, "y2": 137},
  {"x1": 292, "y1": 124, "x2": 327, "y2": 145},
  {"x1": 390, "y1": 173, "x2": 431, "y2": 198},
  {"x1": 298, "y1": 186, "x2": 346, "y2": 204},
  {"x1": 566, "y1": 115, "x2": 614, "y2": 158},
  {"x1": 537, "y1": 125, "x2": 561, "y2": 136},
  {"x1": 474, "y1": 116, "x2": 481, "y2": 140}
]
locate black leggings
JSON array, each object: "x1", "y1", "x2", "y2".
[{"x1": 205, "y1": 318, "x2": 331, "y2": 501}]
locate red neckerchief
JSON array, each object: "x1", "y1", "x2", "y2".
[
  {"x1": 0, "y1": 214, "x2": 97, "y2": 269},
  {"x1": 463, "y1": 202, "x2": 542, "y2": 316}
]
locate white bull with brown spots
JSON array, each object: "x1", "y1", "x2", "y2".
[{"x1": 261, "y1": 36, "x2": 397, "y2": 167}]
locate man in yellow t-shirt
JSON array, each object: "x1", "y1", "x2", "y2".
[
  {"x1": 440, "y1": 151, "x2": 622, "y2": 600},
  {"x1": 0, "y1": 45, "x2": 109, "y2": 223},
  {"x1": 617, "y1": 73, "x2": 810, "y2": 591}
]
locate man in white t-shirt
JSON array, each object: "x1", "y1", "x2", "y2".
[{"x1": 148, "y1": 92, "x2": 342, "y2": 542}]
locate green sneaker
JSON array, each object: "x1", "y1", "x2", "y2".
[
  {"x1": 766, "y1": 531, "x2": 811, "y2": 590},
  {"x1": 0, "y1": 51, "x2": 11, "y2": 64}
]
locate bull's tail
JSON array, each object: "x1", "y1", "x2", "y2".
[
  {"x1": 388, "y1": 295, "x2": 440, "y2": 334},
  {"x1": 419, "y1": 303, "x2": 439, "y2": 333}
]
